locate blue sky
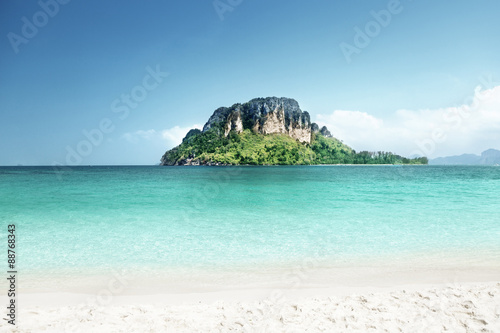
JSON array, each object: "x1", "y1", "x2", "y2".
[{"x1": 1, "y1": 0, "x2": 499, "y2": 165}]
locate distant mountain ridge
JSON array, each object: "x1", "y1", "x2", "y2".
[{"x1": 430, "y1": 149, "x2": 500, "y2": 165}]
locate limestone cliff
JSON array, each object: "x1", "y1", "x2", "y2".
[
  {"x1": 160, "y1": 97, "x2": 347, "y2": 166},
  {"x1": 203, "y1": 97, "x2": 314, "y2": 144}
]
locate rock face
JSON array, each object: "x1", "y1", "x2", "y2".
[
  {"x1": 160, "y1": 97, "x2": 339, "y2": 166},
  {"x1": 311, "y1": 123, "x2": 332, "y2": 137},
  {"x1": 203, "y1": 97, "x2": 313, "y2": 144}
]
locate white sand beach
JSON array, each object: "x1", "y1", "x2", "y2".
[
  {"x1": 2, "y1": 261, "x2": 499, "y2": 332},
  {"x1": 1, "y1": 282, "x2": 499, "y2": 332}
]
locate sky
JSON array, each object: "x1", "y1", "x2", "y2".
[{"x1": 1, "y1": 0, "x2": 499, "y2": 165}]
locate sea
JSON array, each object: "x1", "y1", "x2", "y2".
[{"x1": 1, "y1": 165, "x2": 499, "y2": 292}]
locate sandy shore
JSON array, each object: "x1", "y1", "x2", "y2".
[
  {"x1": 3, "y1": 257, "x2": 500, "y2": 332},
  {"x1": 1, "y1": 282, "x2": 499, "y2": 332}
]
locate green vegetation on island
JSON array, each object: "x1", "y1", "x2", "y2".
[{"x1": 161, "y1": 127, "x2": 428, "y2": 166}]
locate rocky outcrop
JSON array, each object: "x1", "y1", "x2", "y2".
[
  {"x1": 203, "y1": 97, "x2": 313, "y2": 143},
  {"x1": 224, "y1": 110, "x2": 243, "y2": 137},
  {"x1": 311, "y1": 123, "x2": 332, "y2": 138},
  {"x1": 160, "y1": 97, "x2": 339, "y2": 166},
  {"x1": 320, "y1": 127, "x2": 332, "y2": 138}
]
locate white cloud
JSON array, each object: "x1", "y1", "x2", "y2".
[
  {"x1": 315, "y1": 86, "x2": 500, "y2": 158},
  {"x1": 122, "y1": 124, "x2": 202, "y2": 148}
]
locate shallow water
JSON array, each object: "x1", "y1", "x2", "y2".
[{"x1": 1, "y1": 165, "x2": 499, "y2": 281}]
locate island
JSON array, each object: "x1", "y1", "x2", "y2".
[{"x1": 160, "y1": 97, "x2": 428, "y2": 166}]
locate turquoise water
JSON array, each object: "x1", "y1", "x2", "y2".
[{"x1": 1, "y1": 166, "x2": 499, "y2": 276}]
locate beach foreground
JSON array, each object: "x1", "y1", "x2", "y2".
[{"x1": 3, "y1": 282, "x2": 499, "y2": 332}]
